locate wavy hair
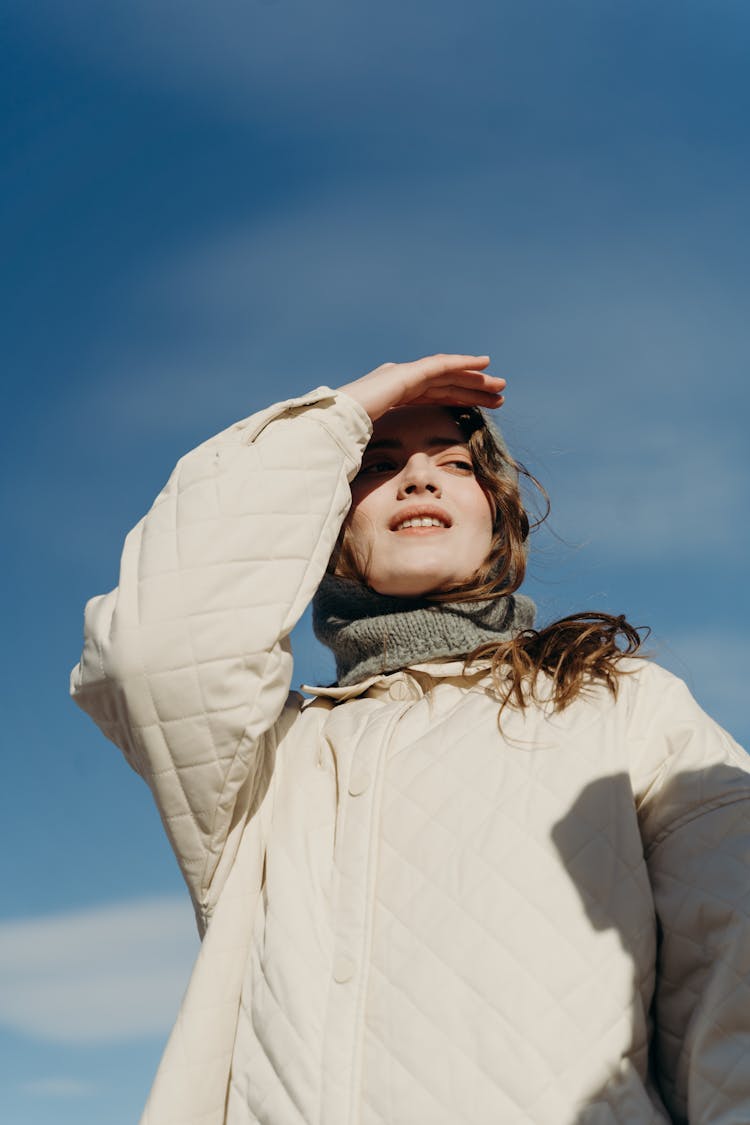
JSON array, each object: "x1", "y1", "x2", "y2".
[{"x1": 330, "y1": 405, "x2": 649, "y2": 714}]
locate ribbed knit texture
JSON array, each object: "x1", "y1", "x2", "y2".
[{"x1": 312, "y1": 574, "x2": 537, "y2": 687}]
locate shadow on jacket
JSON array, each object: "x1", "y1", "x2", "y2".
[{"x1": 551, "y1": 764, "x2": 750, "y2": 1124}]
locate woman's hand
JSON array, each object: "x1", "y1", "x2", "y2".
[{"x1": 336, "y1": 354, "x2": 505, "y2": 422}]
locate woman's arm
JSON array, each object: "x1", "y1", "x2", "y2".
[
  {"x1": 70, "y1": 386, "x2": 373, "y2": 925},
  {"x1": 70, "y1": 355, "x2": 503, "y2": 927},
  {"x1": 632, "y1": 666, "x2": 750, "y2": 1122}
]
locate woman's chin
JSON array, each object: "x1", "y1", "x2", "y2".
[{"x1": 370, "y1": 567, "x2": 457, "y2": 599}]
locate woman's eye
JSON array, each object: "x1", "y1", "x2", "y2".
[
  {"x1": 361, "y1": 460, "x2": 397, "y2": 475},
  {"x1": 445, "y1": 460, "x2": 474, "y2": 473}
]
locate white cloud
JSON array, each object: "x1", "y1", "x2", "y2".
[{"x1": 0, "y1": 896, "x2": 198, "y2": 1044}]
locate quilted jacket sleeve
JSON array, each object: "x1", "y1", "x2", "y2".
[
  {"x1": 70, "y1": 386, "x2": 372, "y2": 927},
  {"x1": 631, "y1": 664, "x2": 750, "y2": 1124}
]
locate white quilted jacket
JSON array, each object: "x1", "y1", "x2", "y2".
[{"x1": 70, "y1": 387, "x2": 750, "y2": 1125}]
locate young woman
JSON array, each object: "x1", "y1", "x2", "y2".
[{"x1": 71, "y1": 354, "x2": 750, "y2": 1125}]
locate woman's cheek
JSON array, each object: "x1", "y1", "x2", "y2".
[{"x1": 346, "y1": 508, "x2": 380, "y2": 576}]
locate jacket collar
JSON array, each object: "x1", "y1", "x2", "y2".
[{"x1": 299, "y1": 658, "x2": 493, "y2": 705}]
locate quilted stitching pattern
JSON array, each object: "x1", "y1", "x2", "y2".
[
  {"x1": 71, "y1": 388, "x2": 372, "y2": 923},
  {"x1": 70, "y1": 394, "x2": 750, "y2": 1125},
  {"x1": 225, "y1": 666, "x2": 750, "y2": 1125},
  {"x1": 359, "y1": 685, "x2": 658, "y2": 1124}
]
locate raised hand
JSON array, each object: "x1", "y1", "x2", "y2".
[{"x1": 336, "y1": 354, "x2": 505, "y2": 422}]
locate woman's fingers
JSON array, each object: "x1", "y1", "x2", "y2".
[
  {"x1": 336, "y1": 354, "x2": 506, "y2": 421},
  {"x1": 407, "y1": 385, "x2": 505, "y2": 408},
  {"x1": 403, "y1": 354, "x2": 495, "y2": 385},
  {"x1": 404, "y1": 389, "x2": 503, "y2": 411},
  {"x1": 401, "y1": 355, "x2": 504, "y2": 394},
  {"x1": 406, "y1": 353, "x2": 492, "y2": 372}
]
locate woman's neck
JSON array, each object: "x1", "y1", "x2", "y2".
[{"x1": 312, "y1": 573, "x2": 536, "y2": 687}]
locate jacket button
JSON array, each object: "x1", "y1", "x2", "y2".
[
  {"x1": 332, "y1": 954, "x2": 355, "y2": 983},
  {"x1": 348, "y1": 770, "x2": 371, "y2": 796},
  {"x1": 388, "y1": 680, "x2": 410, "y2": 701}
]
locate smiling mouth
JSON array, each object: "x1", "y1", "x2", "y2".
[{"x1": 393, "y1": 517, "x2": 450, "y2": 532}]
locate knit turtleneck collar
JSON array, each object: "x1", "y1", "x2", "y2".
[{"x1": 311, "y1": 573, "x2": 536, "y2": 688}]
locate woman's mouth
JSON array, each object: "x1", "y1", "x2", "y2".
[
  {"x1": 390, "y1": 506, "x2": 453, "y2": 532},
  {"x1": 393, "y1": 516, "x2": 450, "y2": 532}
]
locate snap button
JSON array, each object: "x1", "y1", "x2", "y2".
[
  {"x1": 332, "y1": 954, "x2": 355, "y2": 983},
  {"x1": 348, "y1": 769, "x2": 371, "y2": 797},
  {"x1": 388, "y1": 679, "x2": 410, "y2": 701}
]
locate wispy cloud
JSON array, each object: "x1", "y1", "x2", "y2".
[
  {"x1": 0, "y1": 897, "x2": 198, "y2": 1044},
  {"x1": 5, "y1": 0, "x2": 509, "y2": 143},
  {"x1": 2, "y1": 1, "x2": 616, "y2": 126},
  {"x1": 70, "y1": 181, "x2": 749, "y2": 424},
  {"x1": 10, "y1": 0, "x2": 750, "y2": 169},
  {"x1": 57, "y1": 194, "x2": 748, "y2": 569}
]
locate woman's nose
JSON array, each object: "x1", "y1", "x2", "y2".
[{"x1": 396, "y1": 457, "x2": 441, "y2": 498}]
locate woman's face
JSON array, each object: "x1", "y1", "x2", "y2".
[{"x1": 345, "y1": 405, "x2": 494, "y2": 597}]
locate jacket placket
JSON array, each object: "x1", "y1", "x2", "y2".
[{"x1": 318, "y1": 699, "x2": 415, "y2": 1125}]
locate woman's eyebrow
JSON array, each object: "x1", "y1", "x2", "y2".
[{"x1": 367, "y1": 436, "x2": 467, "y2": 451}]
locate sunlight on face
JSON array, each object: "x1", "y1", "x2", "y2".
[{"x1": 346, "y1": 406, "x2": 494, "y2": 597}]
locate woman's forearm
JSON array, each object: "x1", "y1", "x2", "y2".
[{"x1": 69, "y1": 385, "x2": 372, "y2": 914}]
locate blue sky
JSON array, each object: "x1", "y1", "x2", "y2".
[{"x1": 2, "y1": 1, "x2": 749, "y2": 1120}]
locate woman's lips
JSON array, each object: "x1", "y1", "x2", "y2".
[{"x1": 389, "y1": 507, "x2": 453, "y2": 531}]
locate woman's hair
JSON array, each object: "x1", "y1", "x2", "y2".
[{"x1": 330, "y1": 405, "x2": 648, "y2": 714}]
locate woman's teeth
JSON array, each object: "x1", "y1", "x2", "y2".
[{"x1": 395, "y1": 517, "x2": 447, "y2": 530}]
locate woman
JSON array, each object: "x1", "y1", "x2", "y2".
[{"x1": 71, "y1": 354, "x2": 750, "y2": 1124}]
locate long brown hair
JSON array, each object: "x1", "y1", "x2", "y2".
[{"x1": 330, "y1": 405, "x2": 649, "y2": 713}]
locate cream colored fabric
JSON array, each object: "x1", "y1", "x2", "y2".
[{"x1": 70, "y1": 388, "x2": 750, "y2": 1124}]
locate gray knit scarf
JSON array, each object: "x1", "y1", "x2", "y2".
[{"x1": 312, "y1": 573, "x2": 537, "y2": 687}]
